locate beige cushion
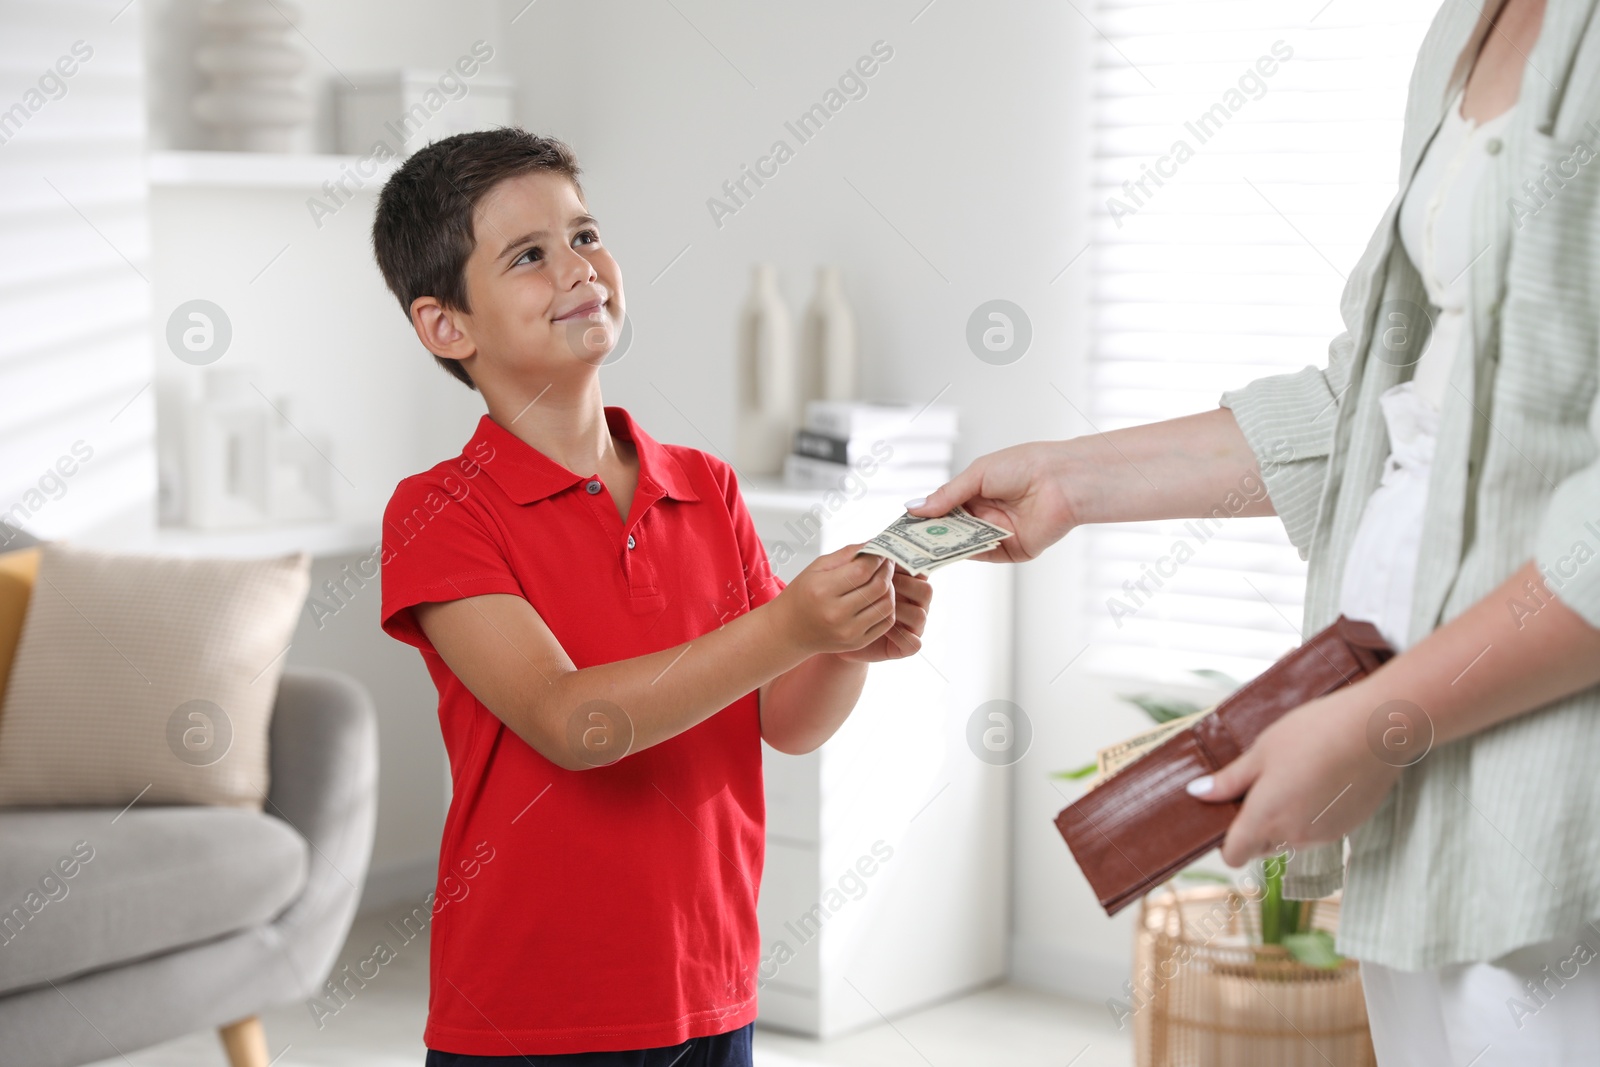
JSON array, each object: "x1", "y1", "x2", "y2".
[
  {"x1": 0, "y1": 548, "x2": 41, "y2": 719},
  {"x1": 0, "y1": 543, "x2": 311, "y2": 810}
]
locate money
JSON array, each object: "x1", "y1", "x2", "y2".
[
  {"x1": 1088, "y1": 707, "x2": 1217, "y2": 786},
  {"x1": 856, "y1": 506, "x2": 1014, "y2": 577}
]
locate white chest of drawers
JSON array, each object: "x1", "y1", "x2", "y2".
[{"x1": 741, "y1": 479, "x2": 1013, "y2": 1037}]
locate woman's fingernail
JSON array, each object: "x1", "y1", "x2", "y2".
[
  {"x1": 904, "y1": 497, "x2": 927, "y2": 509},
  {"x1": 1186, "y1": 776, "x2": 1214, "y2": 797}
]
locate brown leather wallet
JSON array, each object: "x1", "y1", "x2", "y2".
[{"x1": 1055, "y1": 616, "x2": 1394, "y2": 916}]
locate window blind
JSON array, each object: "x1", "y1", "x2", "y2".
[
  {"x1": 1082, "y1": 0, "x2": 1440, "y2": 681},
  {"x1": 0, "y1": 0, "x2": 154, "y2": 546}
]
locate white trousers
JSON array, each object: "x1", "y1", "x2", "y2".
[{"x1": 1360, "y1": 924, "x2": 1600, "y2": 1066}]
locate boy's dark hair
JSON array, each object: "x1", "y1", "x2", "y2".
[{"x1": 372, "y1": 128, "x2": 585, "y2": 390}]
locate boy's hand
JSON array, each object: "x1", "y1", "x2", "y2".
[
  {"x1": 837, "y1": 568, "x2": 932, "y2": 662},
  {"x1": 772, "y1": 544, "x2": 896, "y2": 655}
]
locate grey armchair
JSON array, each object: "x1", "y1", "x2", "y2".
[{"x1": 0, "y1": 667, "x2": 378, "y2": 1067}]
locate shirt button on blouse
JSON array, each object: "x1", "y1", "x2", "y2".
[
  {"x1": 1485, "y1": 137, "x2": 1503, "y2": 155},
  {"x1": 585, "y1": 479, "x2": 602, "y2": 494},
  {"x1": 627, "y1": 534, "x2": 636, "y2": 550}
]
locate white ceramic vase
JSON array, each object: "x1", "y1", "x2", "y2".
[
  {"x1": 184, "y1": 365, "x2": 275, "y2": 529},
  {"x1": 801, "y1": 265, "x2": 858, "y2": 403},
  {"x1": 268, "y1": 395, "x2": 335, "y2": 523},
  {"x1": 735, "y1": 264, "x2": 796, "y2": 476},
  {"x1": 192, "y1": 0, "x2": 313, "y2": 152}
]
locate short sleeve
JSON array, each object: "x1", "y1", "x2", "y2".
[
  {"x1": 715, "y1": 464, "x2": 785, "y2": 611},
  {"x1": 1220, "y1": 367, "x2": 1340, "y2": 559},
  {"x1": 379, "y1": 474, "x2": 523, "y2": 652}
]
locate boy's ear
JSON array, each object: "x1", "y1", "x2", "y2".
[{"x1": 411, "y1": 296, "x2": 477, "y2": 365}]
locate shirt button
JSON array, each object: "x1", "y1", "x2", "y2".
[
  {"x1": 585, "y1": 480, "x2": 602, "y2": 494},
  {"x1": 1485, "y1": 137, "x2": 1503, "y2": 155},
  {"x1": 627, "y1": 534, "x2": 636, "y2": 550}
]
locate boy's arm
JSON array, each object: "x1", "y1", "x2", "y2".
[
  {"x1": 759, "y1": 569, "x2": 933, "y2": 754},
  {"x1": 412, "y1": 546, "x2": 895, "y2": 771},
  {"x1": 759, "y1": 655, "x2": 869, "y2": 756}
]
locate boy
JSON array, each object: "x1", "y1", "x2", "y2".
[{"x1": 372, "y1": 128, "x2": 932, "y2": 1065}]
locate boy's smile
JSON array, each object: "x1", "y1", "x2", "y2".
[
  {"x1": 443, "y1": 169, "x2": 626, "y2": 382},
  {"x1": 552, "y1": 292, "x2": 606, "y2": 323}
]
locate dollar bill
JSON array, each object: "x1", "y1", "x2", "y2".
[
  {"x1": 1090, "y1": 707, "x2": 1215, "y2": 786},
  {"x1": 856, "y1": 506, "x2": 1014, "y2": 576}
]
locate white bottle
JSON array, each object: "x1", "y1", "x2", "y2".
[
  {"x1": 735, "y1": 264, "x2": 795, "y2": 476},
  {"x1": 268, "y1": 394, "x2": 335, "y2": 523},
  {"x1": 185, "y1": 364, "x2": 275, "y2": 529},
  {"x1": 803, "y1": 265, "x2": 858, "y2": 403}
]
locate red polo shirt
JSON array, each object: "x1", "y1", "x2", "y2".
[{"x1": 379, "y1": 407, "x2": 783, "y2": 1055}]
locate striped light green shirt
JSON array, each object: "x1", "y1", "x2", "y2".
[{"x1": 1219, "y1": 0, "x2": 1600, "y2": 969}]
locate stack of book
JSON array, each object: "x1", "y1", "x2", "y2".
[{"x1": 782, "y1": 401, "x2": 957, "y2": 494}]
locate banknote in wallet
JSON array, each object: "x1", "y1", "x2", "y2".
[{"x1": 1054, "y1": 616, "x2": 1395, "y2": 916}]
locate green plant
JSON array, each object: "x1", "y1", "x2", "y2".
[
  {"x1": 1257, "y1": 853, "x2": 1339, "y2": 967},
  {"x1": 1055, "y1": 671, "x2": 1343, "y2": 970}
]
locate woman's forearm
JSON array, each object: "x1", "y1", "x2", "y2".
[
  {"x1": 1360, "y1": 560, "x2": 1600, "y2": 746},
  {"x1": 1066, "y1": 407, "x2": 1275, "y2": 525},
  {"x1": 759, "y1": 653, "x2": 870, "y2": 754},
  {"x1": 912, "y1": 406, "x2": 1275, "y2": 563}
]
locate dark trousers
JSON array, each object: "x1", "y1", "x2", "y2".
[{"x1": 425, "y1": 1023, "x2": 753, "y2": 1067}]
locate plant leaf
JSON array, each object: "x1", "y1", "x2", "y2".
[
  {"x1": 1258, "y1": 854, "x2": 1287, "y2": 944},
  {"x1": 1191, "y1": 668, "x2": 1242, "y2": 691},
  {"x1": 1282, "y1": 930, "x2": 1343, "y2": 970},
  {"x1": 1174, "y1": 869, "x2": 1232, "y2": 885},
  {"x1": 1051, "y1": 762, "x2": 1100, "y2": 781}
]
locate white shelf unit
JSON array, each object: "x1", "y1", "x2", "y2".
[
  {"x1": 147, "y1": 150, "x2": 400, "y2": 190},
  {"x1": 743, "y1": 480, "x2": 1013, "y2": 1038}
]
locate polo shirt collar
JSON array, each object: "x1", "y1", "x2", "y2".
[{"x1": 470, "y1": 407, "x2": 700, "y2": 506}]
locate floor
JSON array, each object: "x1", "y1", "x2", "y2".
[{"x1": 87, "y1": 911, "x2": 1131, "y2": 1067}]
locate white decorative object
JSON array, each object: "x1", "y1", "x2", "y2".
[
  {"x1": 157, "y1": 442, "x2": 186, "y2": 526},
  {"x1": 184, "y1": 365, "x2": 275, "y2": 530},
  {"x1": 801, "y1": 265, "x2": 858, "y2": 403},
  {"x1": 735, "y1": 264, "x2": 796, "y2": 476},
  {"x1": 267, "y1": 395, "x2": 335, "y2": 523},
  {"x1": 192, "y1": 0, "x2": 313, "y2": 152},
  {"x1": 337, "y1": 70, "x2": 515, "y2": 157},
  {"x1": 183, "y1": 371, "x2": 337, "y2": 530}
]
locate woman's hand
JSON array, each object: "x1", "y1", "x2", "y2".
[
  {"x1": 905, "y1": 442, "x2": 1077, "y2": 563},
  {"x1": 836, "y1": 569, "x2": 933, "y2": 662},
  {"x1": 1187, "y1": 681, "x2": 1404, "y2": 867}
]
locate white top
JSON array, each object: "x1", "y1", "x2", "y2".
[{"x1": 1337, "y1": 88, "x2": 1515, "y2": 650}]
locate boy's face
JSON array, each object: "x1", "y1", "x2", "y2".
[{"x1": 452, "y1": 170, "x2": 624, "y2": 384}]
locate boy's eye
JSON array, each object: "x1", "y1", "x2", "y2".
[
  {"x1": 513, "y1": 245, "x2": 542, "y2": 267},
  {"x1": 575, "y1": 228, "x2": 600, "y2": 246}
]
